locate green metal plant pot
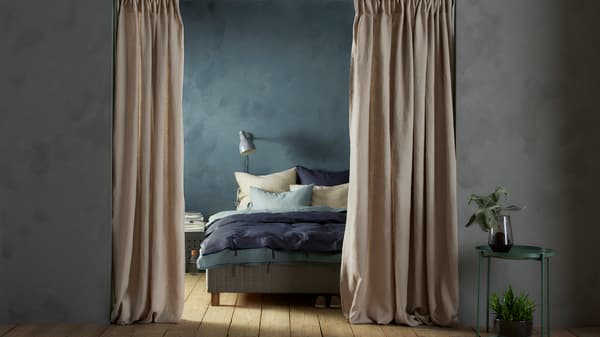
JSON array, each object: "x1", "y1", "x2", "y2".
[{"x1": 494, "y1": 319, "x2": 533, "y2": 337}]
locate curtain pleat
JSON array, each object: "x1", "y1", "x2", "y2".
[
  {"x1": 112, "y1": 0, "x2": 185, "y2": 324},
  {"x1": 340, "y1": 0, "x2": 458, "y2": 326}
]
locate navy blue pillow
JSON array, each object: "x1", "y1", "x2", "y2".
[{"x1": 296, "y1": 166, "x2": 349, "y2": 186}]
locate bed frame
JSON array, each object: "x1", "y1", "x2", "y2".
[{"x1": 207, "y1": 263, "x2": 340, "y2": 306}]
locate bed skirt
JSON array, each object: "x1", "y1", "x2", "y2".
[{"x1": 206, "y1": 263, "x2": 340, "y2": 295}]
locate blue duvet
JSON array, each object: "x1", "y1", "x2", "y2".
[{"x1": 200, "y1": 208, "x2": 346, "y2": 256}]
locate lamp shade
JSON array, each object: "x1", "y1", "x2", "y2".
[{"x1": 239, "y1": 130, "x2": 256, "y2": 155}]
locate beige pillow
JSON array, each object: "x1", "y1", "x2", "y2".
[
  {"x1": 234, "y1": 168, "x2": 297, "y2": 210},
  {"x1": 290, "y1": 183, "x2": 349, "y2": 209}
]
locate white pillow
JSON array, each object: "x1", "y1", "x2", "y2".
[
  {"x1": 290, "y1": 183, "x2": 349, "y2": 209},
  {"x1": 234, "y1": 168, "x2": 297, "y2": 210}
]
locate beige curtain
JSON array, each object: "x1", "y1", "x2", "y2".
[
  {"x1": 112, "y1": 0, "x2": 185, "y2": 324},
  {"x1": 340, "y1": 0, "x2": 458, "y2": 326}
]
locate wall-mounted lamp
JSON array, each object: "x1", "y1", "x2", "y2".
[
  {"x1": 239, "y1": 130, "x2": 256, "y2": 172},
  {"x1": 239, "y1": 130, "x2": 256, "y2": 155}
]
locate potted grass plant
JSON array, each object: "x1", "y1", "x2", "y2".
[
  {"x1": 465, "y1": 186, "x2": 523, "y2": 252},
  {"x1": 490, "y1": 285, "x2": 535, "y2": 337}
]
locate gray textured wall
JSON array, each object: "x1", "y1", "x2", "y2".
[
  {"x1": 0, "y1": 1, "x2": 113, "y2": 324},
  {"x1": 457, "y1": 0, "x2": 600, "y2": 328},
  {"x1": 181, "y1": 0, "x2": 353, "y2": 216}
]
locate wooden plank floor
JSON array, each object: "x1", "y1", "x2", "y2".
[
  {"x1": 1, "y1": 274, "x2": 594, "y2": 337},
  {"x1": 569, "y1": 328, "x2": 600, "y2": 337}
]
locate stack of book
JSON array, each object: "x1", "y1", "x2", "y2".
[{"x1": 184, "y1": 211, "x2": 205, "y2": 232}]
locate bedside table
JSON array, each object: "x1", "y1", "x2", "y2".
[{"x1": 184, "y1": 213, "x2": 206, "y2": 273}]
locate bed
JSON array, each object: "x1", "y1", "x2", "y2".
[{"x1": 197, "y1": 207, "x2": 345, "y2": 305}]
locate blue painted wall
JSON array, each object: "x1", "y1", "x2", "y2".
[{"x1": 182, "y1": 0, "x2": 354, "y2": 216}]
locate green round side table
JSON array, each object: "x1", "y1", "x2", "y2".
[{"x1": 475, "y1": 245, "x2": 555, "y2": 337}]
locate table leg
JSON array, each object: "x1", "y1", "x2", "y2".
[
  {"x1": 476, "y1": 252, "x2": 482, "y2": 337},
  {"x1": 486, "y1": 257, "x2": 491, "y2": 333},
  {"x1": 541, "y1": 258, "x2": 545, "y2": 337},
  {"x1": 547, "y1": 258, "x2": 550, "y2": 337}
]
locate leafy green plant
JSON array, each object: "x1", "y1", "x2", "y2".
[
  {"x1": 490, "y1": 285, "x2": 536, "y2": 321},
  {"x1": 465, "y1": 186, "x2": 523, "y2": 231}
]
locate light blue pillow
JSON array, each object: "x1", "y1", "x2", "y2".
[{"x1": 249, "y1": 185, "x2": 313, "y2": 210}]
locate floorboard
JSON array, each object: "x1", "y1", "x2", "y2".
[
  {"x1": 162, "y1": 321, "x2": 199, "y2": 337},
  {"x1": 352, "y1": 323, "x2": 386, "y2": 337},
  {"x1": 101, "y1": 323, "x2": 173, "y2": 337},
  {"x1": 181, "y1": 274, "x2": 210, "y2": 324},
  {"x1": 381, "y1": 325, "x2": 419, "y2": 337},
  {"x1": 317, "y1": 308, "x2": 354, "y2": 337},
  {"x1": 183, "y1": 274, "x2": 200, "y2": 302},
  {"x1": 195, "y1": 306, "x2": 234, "y2": 337},
  {"x1": 416, "y1": 326, "x2": 479, "y2": 337},
  {"x1": 568, "y1": 328, "x2": 600, "y2": 337},
  {"x1": 290, "y1": 305, "x2": 321, "y2": 337},
  {"x1": 195, "y1": 293, "x2": 237, "y2": 337},
  {"x1": 62, "y1": 325, "x2": 108, "y2": 337},
  {"x1": 259, "y1": 295, "x2": 291, "y2": 337},
  {"x1": 3, "y1": 325, "x2": 46, "y2": 337},
  {"x1": 0, "y1": 326, "x2": 15, "y2": 337},
  {"x1": 229, "y1": 294, "x2": 262, "y2": 337},
  {"x1": 5, "y1": 324, "x2": 107, "y2": 337}
]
